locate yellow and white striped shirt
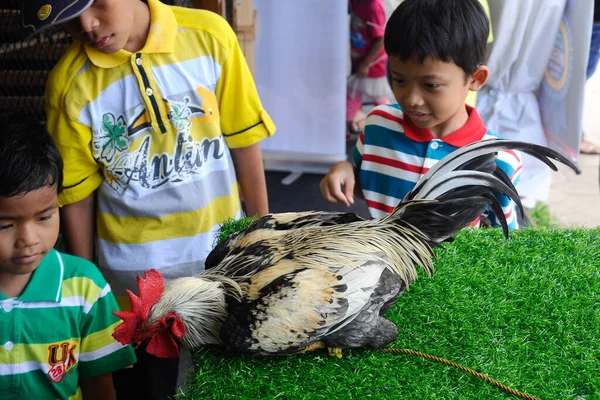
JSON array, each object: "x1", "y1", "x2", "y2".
[{"x1": 45, "y1": 1, "x2": 275, "y2": 309}]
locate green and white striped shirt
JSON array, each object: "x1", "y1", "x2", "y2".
[{"x1": 0, "y1": 249, "x2": 136, "y2": 400}]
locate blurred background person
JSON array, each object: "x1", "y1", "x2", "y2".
[
  {"x1": 580, "y1": 0, "x2": 600, "y2": 154},
  {"x1": 476, "y1": 0, "x2": 577, "y2": 210},
  {"x1": 347, "y1": 0, "x2": 393, "y2": 141}
]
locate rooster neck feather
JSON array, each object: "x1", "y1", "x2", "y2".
[{"x1": 150, "y1": 275, "x2": 242, "y2": 348}]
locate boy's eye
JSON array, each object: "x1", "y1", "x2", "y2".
[
  {"x1": 424, "y1": 83, "x2": 440, "y2": 89},
  {"x1": 392, "y1": 79, "x2": 405, "y2": 85},
  {"x1": 0, "y1": 224, "x2": 13, "y2": 231},
  {"x1": 39, "y1": 214, "x2": 53, "y2": 222}
]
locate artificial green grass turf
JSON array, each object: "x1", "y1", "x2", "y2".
[
  {"x1": 180, "y1": 228, "x2": 600, "y2": 400},
  {"x1": 213, "y1": 216, "x2": 258, "y2": 245}
]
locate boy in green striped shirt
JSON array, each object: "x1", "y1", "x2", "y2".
[{"x1": 0, "y1": 112, "x2": 136, "y2": 400}]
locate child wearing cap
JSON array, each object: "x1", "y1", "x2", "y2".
[{"x1": 21, "y1": 0, "x2": 276, "y2": 397}]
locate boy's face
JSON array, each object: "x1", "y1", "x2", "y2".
[
  {"x1": 0, "y1": 186, "x2": 60, "y2": 279},
  {"x1": 389, "y1": 56, "x2": 488, "y2": 138},
  {"x1": 62, "y1": 0, "x2": 144, "y2": 54}
]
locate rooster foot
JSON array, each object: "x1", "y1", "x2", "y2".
[
  {"x1": 327, "y1": 347, "x2": 343, "y2": 358},
  {"x1": 300, "y1": 341, "x2": 326, "y2": 353}
]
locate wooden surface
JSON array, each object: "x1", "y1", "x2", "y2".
[
  {"x1": 190, "y1": 0, "x2": 221, "y2": 14},
  {"x1": 235, "y1": 0, "x2": 256, "y2": 75}
]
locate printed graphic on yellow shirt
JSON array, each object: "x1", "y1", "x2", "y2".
[
  {"x1": 95, "y1": 113, "x2": 131, "y2": 163},
  {"x1": 93, "y1": 89, "x2": 226, "y2": 195}
]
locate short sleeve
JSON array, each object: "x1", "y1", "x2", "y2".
[
  {"x1": 215, "y1": 22, "x2": 276, "y2": 149},
  {"x1": 77, "y1": 265, "x2": 136, "y2": 377},
  {"x1": 45, "y1": 64, "x2": 103, "y2": 206},
  {"x1": 353, "y1": 106, "x2": 386, "y2": 169},
  {"x1": 352, "y1": 128, "x2": 367, "y2": 170}
]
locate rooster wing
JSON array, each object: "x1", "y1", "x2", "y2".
[
  {"x1": 221, "y1": 255, "x2": 396, "y2": 355},
  {"x1": 210, "y1": 217, "x2": 434, "y2": 355}
]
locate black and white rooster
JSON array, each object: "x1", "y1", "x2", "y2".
[{"x1": 112, "y1": 140, "x2": 580, "y2": 359}]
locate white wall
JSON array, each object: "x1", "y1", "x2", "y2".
[{"x1": 254, "y1": 0, "x2": 349, "y2": 174}]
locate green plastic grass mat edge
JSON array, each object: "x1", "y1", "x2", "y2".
[{"x1": 180, "y1": 227, "x2": 600, "y2": 400}]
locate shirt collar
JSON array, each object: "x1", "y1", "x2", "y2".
[
  {"x1": 16, "y1": 249, "x2": 63, "y2": 303},
  {"x1": 85, "y1": 0, "x2": 177, "y2": 69},
  {"x1": 402, "y1": 105, "x2": 487, "y2": 147}
]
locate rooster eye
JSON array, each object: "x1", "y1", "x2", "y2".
[{"x1": 166, "y1": 317, "x2": 175, "y2": 324}]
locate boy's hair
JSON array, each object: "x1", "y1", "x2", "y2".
[
  {"x1": 384, "y1": 0, "x2": 489, "y2": 75},
  {"x1": 0, "y1": 112, "x2": 63, "y2": 197}
]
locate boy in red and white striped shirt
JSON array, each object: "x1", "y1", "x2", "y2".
[{"x1": 321, "y1": 0, "x2": 522, "y2": 229}]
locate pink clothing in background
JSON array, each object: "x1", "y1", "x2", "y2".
[
  {"x1": 347, "y1": 95, "x2": 389, "y2": 122},
  {"x1": 350, "y1": 0, "x2": 388, "y2": 78}
]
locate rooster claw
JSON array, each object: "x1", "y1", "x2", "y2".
[
  {"x1": 327, "y1": 347, "x2": 343, "y2": 358},
  {"x1": 300, "y1": 342, "x2": 343, "y2": 358},
  {"x1": 300, "y1": 341, "x2": 326, "y2": 353}
]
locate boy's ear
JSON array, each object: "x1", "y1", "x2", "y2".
[{"x1": 468, "y1": 65, "x2": 490, "y2": 92}]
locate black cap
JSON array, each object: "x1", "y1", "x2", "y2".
[{"x1": 21, "y1": 0, "x2": 94, "y2": 40}]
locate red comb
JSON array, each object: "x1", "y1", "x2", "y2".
[{"x1": 113, "y1": 269, "x2": 165, "y2": 345}]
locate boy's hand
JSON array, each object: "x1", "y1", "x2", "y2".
[{"x1": 320, "y1": 161, "x2": 356, "y2": 206}]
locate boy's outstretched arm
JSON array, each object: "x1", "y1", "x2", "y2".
[
  {"x1": 60, "y1": 194, "x2": 96, "y2": 261},
  {"x1": 80, "y1": 373, "x2": 115, "y2": 400},
  {"x1": 320, "y1": 161, "x2": 362, "y2": 207},
  {"x1": 230, "y1": 143, "x2": 269, "y2": 217}
]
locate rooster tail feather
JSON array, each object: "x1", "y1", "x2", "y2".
[
  {"x1": 387, "y1": 170, "x2": 520, "y2": 242},
  {"x1": 390, "y1": 197, "x2": 491, "y2": 244},
  {"x1": 408, "y1": 140, "x2": 580, "y2": 200},
  {"x1": 481, "y1": 193, "x2": 509, "y2": 238},
  {"x1": 385, "y1": 139, "x2": 580, "y2": 243}
]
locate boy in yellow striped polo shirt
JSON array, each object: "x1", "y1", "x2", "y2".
[
  {"x1": 21, "y1": 0, "x2": 276, "y2": 397},
  {"x1": 0, "y1": 112, "x2": 136, "y2": 400}
]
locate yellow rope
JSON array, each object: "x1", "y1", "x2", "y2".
[{"x1": 382, "y1": 348, "x2": 542, "y2": 400}]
